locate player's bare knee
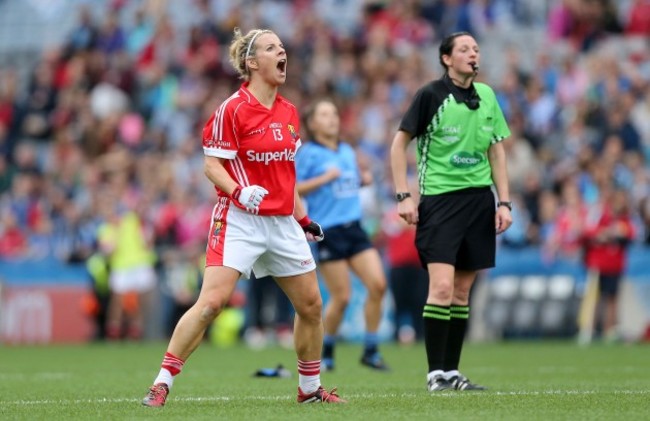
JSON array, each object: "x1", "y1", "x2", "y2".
[
  {"x1": 199, "y1": 305, "x2": 218, "y2": 322},
  {"x1": 453, "y1": 288, "x2": 470, "y2": 304},
  {"x1": 368, "y1": 279, "x2": 387, "y2": 299},
  {"x1": 295, "y1": 296, "x2": 322, "y2": 323},
  {"x1": 429, "y1": 280, "x2": 453, "y2": 302},
  {"x1": 330, "y1": 294, "x2": 350, "y2": 310},
  {"x1": 198, "y1": 299, "x2": 225, "y2": 322}
]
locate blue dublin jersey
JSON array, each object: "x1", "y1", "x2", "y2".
[{"x1": 296, "y1": 141, "x2": 362, "y2": 229}]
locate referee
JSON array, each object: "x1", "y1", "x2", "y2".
[{"x1": 390, "y1": 31, "x2": 512, "y2": 392}]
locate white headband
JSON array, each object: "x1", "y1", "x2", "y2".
[{"x1": 245, "y1": 31, "x2": 262, "y2": 67}]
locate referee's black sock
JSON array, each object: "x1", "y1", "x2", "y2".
[
  {"x1": 443, "y1": 305, "x2": 470, "y2": 373},
  {"x1": 423, "y1": 304, "x2": 450, "y2": 373}
]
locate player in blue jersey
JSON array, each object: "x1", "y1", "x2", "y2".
[{"x1": 296, "y1": 99, "x2": 389, "y2": 371}]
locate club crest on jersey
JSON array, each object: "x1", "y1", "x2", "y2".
[
  {"x1": 212, "y1": 220, "x2": 223, "y2": 236},
  {"x1": 210, "y1": 220, "x2": 223, "y2": 249},
  {"x1": 288, "y1": 124, "x2": 298, "y2": 140}
]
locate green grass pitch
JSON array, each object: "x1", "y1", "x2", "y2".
[{"x1": 1, "y1": 341, "x2": 648, "y2": 420}]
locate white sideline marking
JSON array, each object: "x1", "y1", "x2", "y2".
[
  {"x1": 3, "y1": 390, "x2": 649, "y2": 406},
  {"x1": 3, "y1": 396, "x2": 231, "y2": 406}
]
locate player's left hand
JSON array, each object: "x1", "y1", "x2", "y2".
[
  {"x1": 299, "y1": 217, "x2": 325, "y2": 242},
  {"x1": 495, "y1": 207, "x2": 512, "y2": 234}
]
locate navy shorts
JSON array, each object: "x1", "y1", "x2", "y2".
[
  {"x1": 316, "y1": 220, "x2": 373, "y2": 263},
  {"x1": 415, "y1": 187, "x2": 496, "y2": 271},
  {"x1": 598, "y1": 273, "x2": 621, "y2": 297}
]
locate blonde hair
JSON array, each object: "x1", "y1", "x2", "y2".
[{"x1": 228, "y1": 27, "x2": 274, "y2": 81}]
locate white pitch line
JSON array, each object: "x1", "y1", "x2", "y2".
[
  {"x1": 2, "y1": 390, "x2": 649, "y2": 406},
  {"x1": 493, "y1": 390, "x2": 650, "y2": 396},
  {"x1": 2, "y1": 396, "x2": 231, "y2": 406}
]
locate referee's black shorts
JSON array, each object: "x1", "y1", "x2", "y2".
[{"x1": 415, "y1": 186, "x2": 496, "y2": 271}]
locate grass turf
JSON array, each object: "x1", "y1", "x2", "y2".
[{"x1": 0, "y1": 341, "x2": 648, "y2": 420}]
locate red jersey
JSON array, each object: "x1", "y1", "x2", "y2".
[
  {"x1": 583, "y1": 206, "x2": 635, "y2": 275},
  {"x1": 202, "y1": 83, "x2": 301, "y2": 216},
  {"x1": 381, "y1": 209, "x2": 421, "y2": 267}
]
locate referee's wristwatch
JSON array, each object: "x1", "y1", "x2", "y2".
[
  {"x1": 395, "y1": 192, "x2": 412, "y2": 202},
  {"x1": 497, "y1": 201, "x2": 513, "y2": 211}
]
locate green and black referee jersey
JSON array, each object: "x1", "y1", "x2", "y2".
[{"x1": 399, "y1": 75, "x2": 511, "y2": 195}]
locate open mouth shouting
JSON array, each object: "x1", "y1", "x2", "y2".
[{"x1": 277, "y1": 59, "x2": 287, "y2": 76}]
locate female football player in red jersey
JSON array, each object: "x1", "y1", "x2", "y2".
[{"x1": 142, "y1": 27, "x2": 345, "y2": 406}]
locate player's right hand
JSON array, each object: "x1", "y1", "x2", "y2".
[
  {"x1": 233, "y1": 185, "x2": 269, "y2": 211},
  {"x1": 398, "y1": 199, "x2": 418, "y2": 225}
]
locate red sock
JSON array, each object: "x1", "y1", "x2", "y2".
[
  {"x1": 162, "y1": 352, "x2": 185, "y2": 376},
  {"x1": 297, "y1": 360, "x2": 320, "y2": 376}
]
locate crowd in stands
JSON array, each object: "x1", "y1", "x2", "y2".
[{"x1": 0, "y1": 0, "x2": 649, "y2": 340}]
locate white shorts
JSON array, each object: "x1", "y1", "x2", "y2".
[
  {"x1": 109, "y1": 265, "x2": 156, "y2": 294},
  {"x1": 205, "y1": 199, "x2": 316, "y2": 279}
]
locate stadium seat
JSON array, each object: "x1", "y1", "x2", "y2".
[
  {"x1": 484, "y1": 276, "x2": 519, "y2": 337},
  {"x1": 538, "y1": 275, "x2": 578, "y2": 336}
]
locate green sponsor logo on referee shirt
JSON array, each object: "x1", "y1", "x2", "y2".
[{"x1": 449, "y1": 151, "x2": 484, "y2": 168}]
